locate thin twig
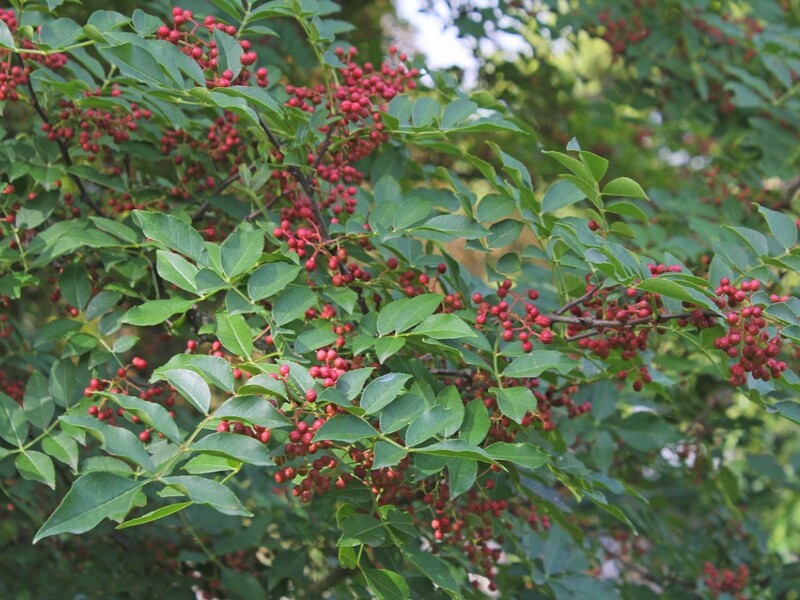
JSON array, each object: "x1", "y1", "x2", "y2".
[
  {"x1": 548, "y1": 309, "x2": 718, "y2": 329},
  {"x1": 20, "y1": 56, "x2": 105, "y2": 217},
  {"x1": 255, "y1": 117, "x2": 370, "y2": 313},
  {"x1": 554, "y1": 286, "x2": 600, "y2": 315},
  {"x1": 430, "y1": 368, "x2": 474, "y2": 378}
]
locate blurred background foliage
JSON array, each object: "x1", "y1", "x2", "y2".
[{"x1": 1, "y1": 0, "x2": 798, "y2": 598}]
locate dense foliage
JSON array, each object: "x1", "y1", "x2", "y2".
[{"x1": 0, "y1": 1, "x2": 799, "y2": 598}]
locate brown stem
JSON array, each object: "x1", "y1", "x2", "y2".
[
  {"x1": 255, "y1": 117, "x2": 370, "y2": 314},
  {"x1": 554, "y1": 286, "x2": 600, "y2": 315},
  {"x1": 429, "y1": 368, "x2": 474, "y2": 377},
  {"x1": 20, "y1": 57, "x2": 105, "y2": 217},
  {"x1": 547, "y1": 309, "x2": 717, "y2": 329},
  {"x1": 553, "y1": 310, "x2": 719, "y2": 342}
]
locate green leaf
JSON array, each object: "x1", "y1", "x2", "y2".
[
  {"x1": 133, "y1": 211, "x2": 208, "y2": 264},
  {"x1": 116, "y1": 501, "x2": 193, "y2": 529},
  {"x1": 758, "y1": 205, "x2": 797, "y2": 250},
  {"x1": 23, "y1": 372, "x2": 54, "y2": 430},
  {"x1": 486, "y1": 442, "x2": 549, "y2": 470},
  {"x1": 416, "y1": 439, "x2": 495, "y2": 463},
  {"x1": 544, "y1": 150, "x2": 596, "y2": 185},
  {"x1": 412, "y1": 313, "x2": 477, "y2": 340},
  {"x1": 602, "y1": 177, "x2": 648, "y2": 200},
  {"x1": 221, "y1": 568, "x2": 266, "y2": 600},
  {"x1": 372, "y1": 441, "x2": 407, "y2": 468},
  {"x1": 191, "y1": 432, "x2": 274, "y2": 466},
  {"x1": 492, "y1": 386, "x2": 534, "y2": 424},
  {"x1": 162, "y1": 369, "x2": 211, "y2": 414},
  {"x1": 403, "y1": 548, "x2": 460, "y2": 596},
  {"x1": 16, "y1": 451, "x2": 56, "y2": 489},
  {"x1": 272, "y1": 286, "x2": 317, "y2": 325},
  {"x1": 111, "y1": 394, "x2": 183, "y2": 442},
  {"x1": 39, "y1": 18, "x2": 84, "y2": 48},
  {"x1": 212, "y1": 29, "x2": 244, "y2": 80},
  {"x1": 771, "y1": 400, "x2": 800, "y2": 424},
  {"x1": 475, "y1": 193, "x2": 516, "y2": 222},
  {"x1": 86, "y1": 291, "x2": 122, "y2": 320},
  {"x1": 314, "y1": 415, "x2": 378, "y2": 443},
  {"x1": 442, "y1": 98, "x2": 477, "y2": 128},
  {"x1": 60, "y1": 263, "x2": 91, "y2": 312},
  {"x1": 211, "y1": 85, "x2": 283, "y2": 119},
  {"x1": 618, "y1": 412, "x2": 680, "y2": 451},
  {"x1": 184, "y1": 355, "x2": 236, "y2": 392},
  {"x1": 336, "y1": 368, "x2": 374, "y2": 401},
  {"x1": 377, "y1": 294, "x2": 443, "y2": 335},
  {"x1": 162, "y1": 476, "x2": 252, "y2": 517},
  {"x1": 238, "y1": 374, "x2": 287, "y2": 400},
  {"x1": 543, "y1": 526, "x2": 571, "y2": 576},
  {"x1": 339, "y1": 514, "x2": 386, "y2": 546},
  {"x1": 0, "y1": 392, "x2": 29, "y2": 447},
  {"x1": 216, "y1": 313, "x2": 253, "y2": 358},
  {"x1": 411, "y1": 97, "x2": 441, "y2": 128},
  {"x1": 415, "y1": 215, "x2": 488, "y2": 240},
  {"x1": 59, "y1": 416, "x2": 155, "y2": 471},
  {"x1": 89, "y1": 216, "x2": 138, "y2": 243},
  {"x1": 113, "y1": 335, "x2": 139, "y2": 353},
  {"x1": 363, "y1": 569, "x2": 411, "y2": 600},
  {"x1": 221, "y1": 229, "x2": 263, "y2": 279},
  {"x1": 34, "y1": 472, "x2": 145, "y2": 542},
  {"x1": 209, "y1": 0, "x2": 245, "y2": 20},
  {"x1": 502, "y1": 351, "x2": 580, "y2": 378},
  {"x1": 182, "y1": 454, "x2": 239, "y2": 475},
  {"x1": 100, "y1": 43, "x2": 171, "y2": 87},
  {"x1": 41, "y1": 432, "x2": 79, "y2": 470},
  {"x1": 579, "y1": 151, "x2": 609, "y2": 181},
  {"x1": 0, "y1": 19, "x2": 16, "y2": 49},
  {"x1": 248, "y1": 261, "x2": 301, "y2": 301},
  {"x1": 636, "y1": 278, "x2": 699, "y2": 304},
  {"x1": 215, "y1": 396, "x2": 292, "y2": 429},
  {"x1": 542, "y1": 180, "x2": 586, "y2": 213},
  {"x1": 122, "y1": 298, "x2": 195, "y2": 326},
  {"x1": 460, "y1": 399, "x2": 490, "y2": 445},
  {"x1": 295, "y1": 327, "x2": 338, "y2": 354},
  {"x1": 361, "y1": 373, "x2": 412, "y2": 415},
  {"x1": 87, "y1": 10, "x2": 131, "y2": 33},
  {"x1": 448, "y1": 458, "x2": 477, "y2": 498},
  {"x1": 375, "y1": 337, "x2": 406, "y2": 363},
  {"x1": 157, "y1": 250, "x2": 199, "y2": 293},
  {"x1": 404, "y1": 405, "x2": 450, "y2": 447},
  {"x1": 379, "y1": 394, "x2": 425, "y2": 433},
  {"x1": 605, "y1": 201, "x2": 649, "y2": 224}
]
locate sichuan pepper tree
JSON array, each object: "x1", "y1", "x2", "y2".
[{"x1": 0, "y1": 1, "x2": 798, "y2": 598}]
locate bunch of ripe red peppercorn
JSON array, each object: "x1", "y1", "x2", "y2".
[
  {"x1": 703, "y1": 562, "x2": 749, "y2": 599},
  {"x1": 156, "y1": 7, "x2": 266, "y2": 89},
  {"x1": 713, "y1": 278, "x2": 787, "y2": 385},
  {"x1": 0, "y1": 9, "x2": 68, "y2": 102}
]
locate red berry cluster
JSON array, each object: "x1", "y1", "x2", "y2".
[
  {"x1": 0, "y1": 368, "x2": 25, "y2": 403},
  {"x1": 0, "y1": 10, "x2": 68, "y2": 102},
  {"x1": 713, "y1": 278, "x2": 786, "y2": 385},
  {"x1": 265, "y1": 47, "x2": 418, "y2": 248},
  {"x1": 473, "y1": 280, "x2": 551, "y2": 351},
  {"x1": 703, "y1": 562, "x2": 749, "y2": 599},
  {"x1": 43, "y1": 91, "x2": 152, "y2": 165},
  {"x1": 699, "y1": 166, "x2": 781, "y2": 207},
  {"x1": 161, "y1": 111, "x2": 249, "y2": 198},
  {"x1": 598, "y1": 5, "x2": 652, "y2": 56},
  {"x1": 84, "y1": 356, "x2": 177, "y2": 443},
  {"x1": 156, "y1": 7, "x2": 266, "y2": 89},
  {"x1": 0, "y1": 310, "x2": 13, "y2": 341}
]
